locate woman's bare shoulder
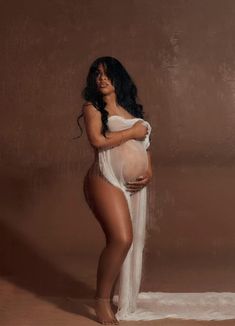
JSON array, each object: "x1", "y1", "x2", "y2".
[
  {"x1": 83, "y1": 101, "x2": 97, "y2": 109},
  {"x1": 83, "y1": 101, "x2": 92, "y2": 106},
  {"x1": 83, "y1": 101, "x2": 100, "y2": 112},
  {"x1": 82, "y1": 102, "x2": 101, "y2": 119}
]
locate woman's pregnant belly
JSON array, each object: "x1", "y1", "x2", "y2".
[{"x1": 109, "y1": 139, "x2": 148, "y2": 183}]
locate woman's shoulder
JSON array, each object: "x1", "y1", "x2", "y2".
[
  {"x1": 82, "y1": 102, "x2": 101, "y2": 118},
  {"x1": 82, "y1": 101, "x2": 99, "y2": 111},
  {"x1": 83, "y1": 101, "x2": 93, "y2": 106}
]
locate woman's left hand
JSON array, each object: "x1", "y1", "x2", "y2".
[{"x1": 125, "y1": 170, "x2": 152, "y2": 195}]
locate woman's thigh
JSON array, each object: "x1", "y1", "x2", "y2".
[{"x1": 83, "y1": 171, "x2": 133, "y2": 245}]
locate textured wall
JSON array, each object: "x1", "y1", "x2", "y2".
[{"x1": 1, "y1": 0, "x2": 235, "y2": 292}]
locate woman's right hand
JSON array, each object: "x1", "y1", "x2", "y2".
[{"x1": 131, "y1": 121, "x2": 149, "y2": 140}]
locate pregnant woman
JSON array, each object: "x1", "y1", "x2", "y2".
[{"x1": 77, "y1": 56, "x2": 153, "y2": 324}]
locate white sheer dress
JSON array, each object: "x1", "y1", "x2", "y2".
[
  {"x1": 97, "y1": 115, "x2": 235, "y2": 321},
  {"x1": 98, "y1": 114, "x2": 151, "y2": 318}
]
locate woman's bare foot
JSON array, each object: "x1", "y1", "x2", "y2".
[{"x1": 94, "y1": 297, "x2": 119, "y2": 325}]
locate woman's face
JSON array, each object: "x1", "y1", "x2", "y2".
[{"x1": 95, "y1": 63, "x2": 115, "y2": 95}]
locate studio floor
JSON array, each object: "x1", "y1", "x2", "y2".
[
  {"x1": 1, "y1": 252, "x2": 235, "y2": 326},
  {"x1": 1, "y1": 278, "x2": 235, "y2": 326}
]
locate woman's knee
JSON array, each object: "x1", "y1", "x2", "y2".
[
  {"x1": 109, "y1": 233, "x2": 133, "y2": 251},
  {"x1": 122, "y1": 235, "x2": 133, "y2": 251}
]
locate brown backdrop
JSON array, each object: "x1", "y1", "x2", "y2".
[{"x1": 1, "y1": 0, "x2": 235, "y2": 299}]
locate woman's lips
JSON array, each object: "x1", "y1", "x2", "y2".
[{"x1": 99, "y1": 83, "x2": 108, "y2": 88}]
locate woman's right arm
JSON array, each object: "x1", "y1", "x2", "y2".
[{"x1": 83, "y1": 103, "x2": 147, "y2": 150}]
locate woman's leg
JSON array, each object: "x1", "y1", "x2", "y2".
[
  {"x1": 83, "y1": 167, "x2": 133, "y2": 323},
  {"x1": 110, "y1": 273, "x2": 120, "y2": 306},
  {"x1": 84, "y1": 170, "x2": 133, "y2": 299}
]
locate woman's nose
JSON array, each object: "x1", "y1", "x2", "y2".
[{"x1": 99, "y1": 74, "x2": 107, "y2": 81}]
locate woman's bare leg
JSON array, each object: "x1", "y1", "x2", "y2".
[
  {"x1": 110, "y1": 273, "x2": 119, "y2": 304},
  {"x1": 83, "y1": 166, "x2": 133, "y2": 323}
]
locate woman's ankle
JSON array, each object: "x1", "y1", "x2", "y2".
[{"x1": 95, "y1": 296, "x2": 110, "y2": 301}]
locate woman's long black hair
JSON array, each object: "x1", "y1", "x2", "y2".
[{"x1": 76, "y1": 56, "x2": 145, "y2": 138}]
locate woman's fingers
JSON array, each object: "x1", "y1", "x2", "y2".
[
  {"x1": 125, "y1": 171, "x2": 152, "y2": 194},
  {"x1": 125, "y1": 177, "x2": 149, "y2": 193},
  {"x1": 126, "y1": 177, "x2": 148, "y2": 186},
  {"x1": 126, "y1": 183, "x2": 145, "y2": 190}
]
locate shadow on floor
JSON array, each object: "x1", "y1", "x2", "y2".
[{"x1": 0, "y1": 219, "x2": 97, "y2": 322}]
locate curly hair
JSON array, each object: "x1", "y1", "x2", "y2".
[{"x1": 75, "y1": 56, "x2": 145, "y2": 138}]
